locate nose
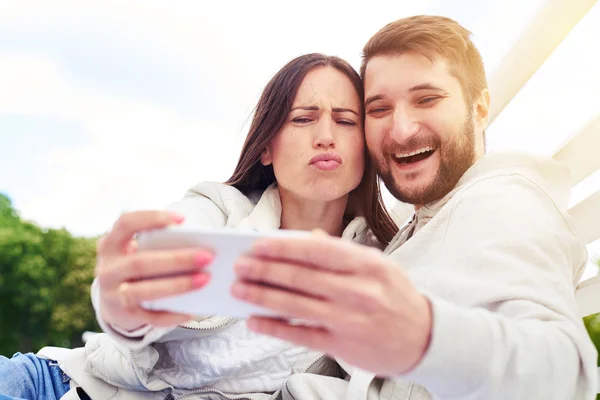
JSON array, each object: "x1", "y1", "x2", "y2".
[
  {"x1": 390, "y1": 105, "x2": 420, "y2": 143},
  {"x1": 313, "y1": 118, "x2": 336, "y2": 149}
]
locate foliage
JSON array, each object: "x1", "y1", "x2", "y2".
[{"x1": 0, "y1": 193, "x2": 100, "y2": 355}]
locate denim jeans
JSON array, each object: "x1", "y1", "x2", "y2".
[{"x1": 0, "y1": 352, "x2": 70, "y2": 400}]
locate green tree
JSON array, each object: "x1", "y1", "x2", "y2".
[{"x1": 0, "y1": 193, "x2": 100, "y2": 356}]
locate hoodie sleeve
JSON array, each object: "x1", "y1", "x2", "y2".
[
  {"x1": 92, "y1": 192, "x2": 229, "y2": 349},
  {"x1": 401, "y1": 174, "x2": 598, "y2": 399}
]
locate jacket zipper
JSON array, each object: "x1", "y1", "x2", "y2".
[
  {"x1": 179, "y1": 317, "x2": 234, "y2": 330},
  {"x1": 279, "y1": 353, "x2": 326, "y2": 400},
  {"x1": 174, "y1": 387, "x2": 254, "y2": 400},
  {"x1": 129, "y1": 350, "x2": 172, "y2": 392}
]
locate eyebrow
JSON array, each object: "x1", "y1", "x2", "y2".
[
  {"x1": 364, "y1": 95, "x2": 384, "y2": 108},
  {"x1": 290, "y1": 105, "x2": 359, "y2": 116},
  {"x1": 365, "y1": 83, "x2": 446, "y2": 107},
  {"x1": 409, "y1": 83, "x2": 445, "y2": 92}
]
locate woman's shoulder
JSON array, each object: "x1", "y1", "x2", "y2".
[
  {"x1": 183, "y1": 181, "x2": 248, "y2": 202},
  {"x1": 167, "y1": 182, "x2": 262, "y2": 229}
]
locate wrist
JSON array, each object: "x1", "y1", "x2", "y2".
[
  {"x1": 405, "y1": 294, "x2": 433, "y2": 374},
  {"x1": 111, "y1": 322, "x2": 151, "y2": 338},
  {"x1": 100, "y1": 309, "x2": 145, "y2": 332}
]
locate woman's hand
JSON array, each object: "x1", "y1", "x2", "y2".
[{"x1": 95, "y1": 211, "x2": 213, "y2": 331}]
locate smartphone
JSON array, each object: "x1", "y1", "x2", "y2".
[{"x1": 137, "y1": 226, "x2": 309, "y2": 318}]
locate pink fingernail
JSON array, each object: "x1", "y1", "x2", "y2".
[
  {"x1": 195, "y1": 252, "x2": 213, "y2": 267},
  {"x1": 192, "y1": 273, "x2": 210, "y2": 288},
  {"x1": 171, "y1": 213, "x2": 185, "y2": 224}
]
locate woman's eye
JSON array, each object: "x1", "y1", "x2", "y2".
[
  {"x1": 292, "y1": 117, "x2": 312, "y2": 124},
  {"x1": 368, "y1": 107, "x2": 388, "y2": 114},
  {"x1": 337, "y1": 120, "x2": 356, "y2": 126}
]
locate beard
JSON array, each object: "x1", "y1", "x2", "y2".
[{"x1": 371, "y1": 115, "x2": 476, "y2": 205}]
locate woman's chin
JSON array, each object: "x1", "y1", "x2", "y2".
[{"x1": 300, "y1": 184, "x2": 354, "y2": 203}]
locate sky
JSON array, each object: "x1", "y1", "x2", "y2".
[{"x1": 0, "y1": 0, "x2": 599, "y2": 278}]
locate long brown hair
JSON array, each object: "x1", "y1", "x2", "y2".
[{"x1": 225, "y1": 53, "x2": 397, "y2": 245}]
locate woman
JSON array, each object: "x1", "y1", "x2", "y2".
[{"x1": 0, "y1": 53, "x2": 397, "y2": 400}]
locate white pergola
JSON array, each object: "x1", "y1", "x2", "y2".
[{"x1": 486, "y1": 0, "x2": 600, "y2": 315}]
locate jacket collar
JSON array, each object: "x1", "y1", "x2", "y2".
[{"x1": 236, "y1": 183, "x2": 371, "y2": 242}]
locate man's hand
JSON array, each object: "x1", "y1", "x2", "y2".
[{"x1": 231, "y1": 232, "x2": 432, "y2": 376}]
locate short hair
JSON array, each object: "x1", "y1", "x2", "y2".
[{"x1": 361, "y1": 15, "x2": 487, "y2": 104}]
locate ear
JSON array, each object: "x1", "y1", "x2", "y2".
[
  {"x1": 472, "y1": 88, "x2": 491, "y2": 157},
  {"x1": 260, "y1": 146, "x2": 272, "y2": 166},
  {"x1": 474, "y1": 88, "x2": 491, "y2": 129}
]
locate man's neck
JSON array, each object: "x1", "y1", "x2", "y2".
[{"x1": 278, "y1": 189, "x2": 348, "y2": 237}]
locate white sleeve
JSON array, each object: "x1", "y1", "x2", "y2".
[
  {"x1": 400, "y1": 174, "x2": 598, "y2": 399},
  {"x1": 164, "y1": 196, "x2": 227, "y2": 229}
]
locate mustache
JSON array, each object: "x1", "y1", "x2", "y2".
[{"x1": 383, "y1": 136, "x2": 440, "y2": 155}]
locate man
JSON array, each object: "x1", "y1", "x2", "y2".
[{"x1": 230, "y1": 15, "x2": 598, "y2": 399}]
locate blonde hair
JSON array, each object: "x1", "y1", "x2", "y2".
[{"x1": 360, "y1": 15, "x2": 487, "y2": 104}]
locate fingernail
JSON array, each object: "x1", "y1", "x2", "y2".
[
  {"x1": 192, "y1": 273, "x2": 210, "y2": 289},
  {"x1": 170, "y1": 213, "x2": 185, "y2": 224},
  {"x1": 195, "y1": 252, "x2": 213, "y2": 267}
]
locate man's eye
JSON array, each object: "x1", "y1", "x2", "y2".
[{"x1": 419, "y1": 97, "x2": 440, "y2": 105}]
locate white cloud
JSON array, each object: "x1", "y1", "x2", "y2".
[
  {"x1": 0, "y1": 54, "x2": 75, "y2": 120},
  {"x1": 0, "y1": 52, "x2": 244, "y2": 236}
]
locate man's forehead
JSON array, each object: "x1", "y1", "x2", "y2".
[{"x1": 363, "y1": 52, "x2": 456, "y2": 94}]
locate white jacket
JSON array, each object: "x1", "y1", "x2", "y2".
[
  {"x1": 47, "y1": 182, "x2": 378, "y2": 400},
  {"x1": 41, "y1": 152, "x2": 597, "y2": 400},
  {"x1": 347, "y1": 152, "x2": 597, "y2": 399}
]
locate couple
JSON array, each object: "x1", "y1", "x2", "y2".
[{"x1": 2, "y1": 15, "x2": 598, "y2": 400}]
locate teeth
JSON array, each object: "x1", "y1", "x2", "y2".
[{"x1": 394, "y1": 147, "x2": 434, "y2": 159}]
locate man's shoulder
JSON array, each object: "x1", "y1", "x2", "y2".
[
  {"x1": 406, "y1": 152, "x2": 578, "y2": 247},
  {"x1": 444, "y1": 152, "x2": 572, "y2": 212},
  {"x1": 444, "y1": 173, "x2": 568, "y2": 228}
]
